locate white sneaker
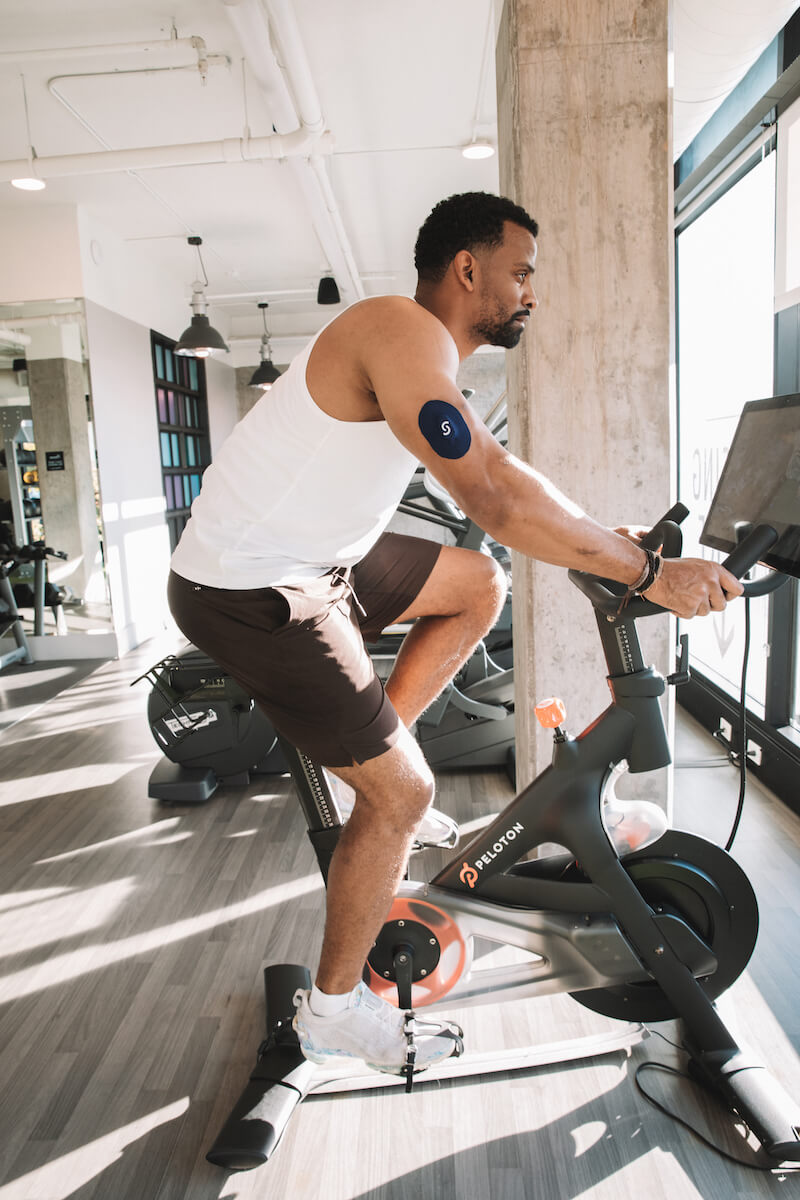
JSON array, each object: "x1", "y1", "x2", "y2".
[
  {"x1": 292, "y1": 982, "x2": 463, "y2": 1075},
  {"x1": 324, "y1": 771, "x2": 459, "y2": 849}
]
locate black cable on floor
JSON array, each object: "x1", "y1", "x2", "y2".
[{"x1": 634, "y1": 1027, "x2": 799, "y2": 1173}]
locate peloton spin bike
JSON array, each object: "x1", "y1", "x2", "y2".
[{"x1": 207, "y1": 394, "x2": 800, "y2": 1172}]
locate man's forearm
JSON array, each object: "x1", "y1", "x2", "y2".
[{"x1": 477, "y1": 457, "x2": 648, "y2": 584}]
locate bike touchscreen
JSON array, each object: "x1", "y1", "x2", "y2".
[{"x1": 700, "y1": 392, "x2": 800, "y2": 579}]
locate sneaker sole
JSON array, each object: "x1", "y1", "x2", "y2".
[{"x1": 296, "y1": 1032, "x2": 464, "y2": 1075}]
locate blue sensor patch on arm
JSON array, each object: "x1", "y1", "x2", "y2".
[{"x1": 418, "y1": 400, "x2": 472, "y2": 460}]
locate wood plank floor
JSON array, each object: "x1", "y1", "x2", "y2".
[{"x1": 0, "y1": 640, "x2": 799, "y2": 1199}]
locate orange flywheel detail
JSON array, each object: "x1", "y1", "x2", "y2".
[
  {"x1": 365, "y1": 896, "x2": 468, "y2": 1008},
  {"x1": 534, "y1": 697, "x2": 567, "y2": 728}
]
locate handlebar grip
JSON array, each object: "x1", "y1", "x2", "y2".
[
  {"x1": 568, "y1": 504, "x2": 691, "y2": 616},
  {"x1": 639, "y1": 503, "x2": 689, "y2": 552},
  {"x1": 721, "y1": 524, "x2": 778, "y2": 580}
]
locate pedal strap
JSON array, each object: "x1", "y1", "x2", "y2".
[{"x1": 403, "y1": 1010, "x2": 417, "y2": 1093}]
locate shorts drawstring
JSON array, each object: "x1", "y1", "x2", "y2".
[{"x1": 333, "y1": 567, "x2": 367, "y2": 618}]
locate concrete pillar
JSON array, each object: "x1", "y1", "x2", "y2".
[
  {"x1": 497, "y1": 0, "x2": 674, "y2": 800},
  {"x1": 26, "y1": 324, "x2": 103, "y2": 602}
]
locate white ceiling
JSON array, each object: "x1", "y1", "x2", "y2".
[{"x1": 0, "y1": 0, "x2": 796, "y2": 362}]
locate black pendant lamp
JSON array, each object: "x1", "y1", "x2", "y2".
[
  {"x1": 317, "y1": 274, "x2": 341, "y2": 305},
  {"x1": 249, "y1": 302, "x2": 282, "y2": 389},
  {"x1": 174, "y1": 236, "x2": 230, "y2": 358}
]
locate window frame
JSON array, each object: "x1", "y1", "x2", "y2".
[{"x1": 673, "y1": 31, "x2": 800, "y2": 814}]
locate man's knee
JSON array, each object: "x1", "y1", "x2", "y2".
[
  {"x1": 333, "y1": 735, "x2": 435, "y2": 828},
  {"x1": 396, "y1": 765, "x2": 435, "y2": 823},
  {"x1": 471, "y1": 552, "x2": 507, "y2": 626},
  {"x1": 381, "y1": 742, "x2": 435, "y2": 825}
]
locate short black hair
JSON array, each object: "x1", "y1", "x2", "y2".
[{"x1": 414, "y1": 191, "x2": 539, "y2": 282}]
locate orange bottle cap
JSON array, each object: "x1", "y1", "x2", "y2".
[{"x1": 535, "y1": 697, "x2": 567, "y2": 728}]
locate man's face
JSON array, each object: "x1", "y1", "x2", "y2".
[{"x1": 470, "y1": 222, "x2": 538, "y2": 349}]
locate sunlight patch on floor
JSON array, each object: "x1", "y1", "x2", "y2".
[
  {"x1": 0, "y1": 761, "x2": 143, "y2": 806},
  {"x1": 0, "y1": 878, "x2": 137, "y2": 967},
  {"x1": 0, "y1": 1098, "x2": 189, "y2": 1200},
  {"x1": 0, "y1": 873, "x2": 323, "y2": 1002},
  {"x1": 35, "y1": 817, "x2": 184, "y2": 863},
  {"x1": 0, "y1": 886, "x2": 73, "y2": 912}
]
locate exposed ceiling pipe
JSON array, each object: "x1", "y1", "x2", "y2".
[
  {"x1": 0, "y1": 35, "x2": 214, "y2": 65},
  {"x1": 262, "y1": 0, "x2": 325, "y2": 134},
  {"x1": 222, "y1": 0, "x2": 300, "y2": 131},
  {"x1": 45, "y1": 57, "x2": 229, "y2": 242},
  {"x1": 305, "y1": 154, "x2": 366, "y2": 302},
  {"x1": 0, "y1": 312, "x2": 81, "y2": 330},
  {"x1": 0, "y1": 127, "x2": 332, "y2": 182},
  {"x1": 0, "y1": 329, "x2": 31, "y2": 347},
  {"x1": 222, "y1": 0, "x2": 365, "y2": 302},
  {"x1": 205, "y1": 288, "x2": 315, "y2": 301}
]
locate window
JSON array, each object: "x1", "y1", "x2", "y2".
[
  {"x1": 674, "y1": 62, "x2": 800, "y2": 809},
  {"x1": 151, "y1": 333, "x2": 210, "y2": 551},
  {"x1": 676, "y1": 150, "x2": 776, "y2": 715}
]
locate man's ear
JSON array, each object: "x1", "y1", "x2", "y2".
[{"x1": 453, "y1": 250, "x2": 476, "y2": 291}]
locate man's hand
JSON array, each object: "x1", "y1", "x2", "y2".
[
  {"x1": 614, "y1": 525, "x2": 650, "y2": 544},
  {"x1": 643, "y1": 558, "x2": 743, "y2": 618}
]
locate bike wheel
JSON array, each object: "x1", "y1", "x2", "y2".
[{"x1": 569, "y1": 831, "x2": 759, "y2": 1022}]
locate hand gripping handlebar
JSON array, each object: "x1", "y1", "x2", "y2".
[{"x1": 568, "y1": 505, "x2": 781, "y2": 616}]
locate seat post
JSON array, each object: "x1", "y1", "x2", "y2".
[{"x1": 276, "y1": 736, "x2": 342, "y2": 883}]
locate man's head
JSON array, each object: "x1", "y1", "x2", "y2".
[
  {"x1": 414, "y1": 192, "x2": 538, "y2": 282},
  {"x1": 414, "y1": 192, "x2": 539, "y2": 350}
]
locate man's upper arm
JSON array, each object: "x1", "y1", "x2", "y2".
[{"x1": 362, "y1": 307, "x2": 504, "y2": 517}]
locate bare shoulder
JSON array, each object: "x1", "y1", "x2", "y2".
[
  {"x1": 346, "y1": 296, "x2": 458, "y2": 372},
  {"x1": 323, "y1": 295, "x2": 450, "y2": 345},
  {"x1": 309, "y1": 297, "x2": 458, "y2": 417},
  {"x1": 308, "y1": 297, "x2": 452, "y2": 419}
]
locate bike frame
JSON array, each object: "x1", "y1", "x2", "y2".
[
  {"x1": 208, "y1": 523, "x2": 800, "y2": 1169},
  {"x1": 278, "y1": 597, "x2": 717, "y2": 1014}
]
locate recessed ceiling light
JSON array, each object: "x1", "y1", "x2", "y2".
[
  {"x1": 11, "y1": 177, "x2": 46, "y2": 191},
  {"x1": 461, "y1": 140, "x2": 495, "y2": 160}
]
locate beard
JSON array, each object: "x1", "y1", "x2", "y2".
[{"x1": 471, "y1": 305, "x2": 528, "y2": 349}]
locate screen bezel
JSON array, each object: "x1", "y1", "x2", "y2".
[{"x1": 699, "y1": 392, "x2": 800, "y2": 578}]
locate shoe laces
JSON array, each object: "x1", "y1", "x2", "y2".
[{"x1": 353, "y1": 982, "x2": 401, "y2": 1025}]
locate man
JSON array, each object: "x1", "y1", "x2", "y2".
[{"x1": 168, "y1": 191, "x2": 741, "y2": 1077}]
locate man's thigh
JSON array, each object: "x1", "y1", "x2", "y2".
[
  {"x1": 392, "y1": 544, "x2": 505, "y2": 622},
  {"x1": 168, "y1": 569, "x2": 401, "y2": 768},
  {"x1": 352, "y1": 532, "x2": 442, "y2": 641}
]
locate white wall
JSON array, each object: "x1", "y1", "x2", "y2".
[
  {"x1": 0, "y1": 205, "x2": 83, "y2": 303},
  {"x1": 205, "y1": 353, "x2": 240, "y2": 453},
  {"x1": 85, "y1": 300, "x2": 240, "y2": 653},
  {"x1": 1, "y1": 202, "x2": 240, "y2": 655},
  {"x1": 85, "y1": 299, "x2": 172, "y2": 653},
  {"x1": 76, "y1": 208, "x2": 212, "y2": 341}
]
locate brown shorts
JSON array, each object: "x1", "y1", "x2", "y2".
[{"x1": 167, "y1": 532, "x2": 442, "y2": 767}]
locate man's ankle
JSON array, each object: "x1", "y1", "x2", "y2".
[{"x1": 310, "y1": 982, "x2": 357, "y2": 1016}]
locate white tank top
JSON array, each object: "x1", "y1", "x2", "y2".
[{"x1": 170, "y1": 327, "x2": 419, "y2": 588}]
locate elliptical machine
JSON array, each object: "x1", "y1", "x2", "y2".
[
  {"x1": 137, "y1": 649, "x2": 288, "y2": 803},
  {"x1": 0, "y1": 523, "x2": 68, "y2": 670}
]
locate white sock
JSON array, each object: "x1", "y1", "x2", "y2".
[{"x1": 309, "y1": 983, "x2": 356, "y2": 1017}]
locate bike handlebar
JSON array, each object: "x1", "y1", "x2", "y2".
[
  {"x1": 639, "y1": 502, "x2": 689, "y2": 555},
  {"x1": 568, "y1": 507, "x2": 783, "y2": 617}
]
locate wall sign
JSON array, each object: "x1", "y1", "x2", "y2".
[{"x1": 45, "y1": 451, "x2": 65, "y2": 471}]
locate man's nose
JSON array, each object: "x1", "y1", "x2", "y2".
[{"x1": 524, "y1": 283, "x2": 538, "y2": 310}]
